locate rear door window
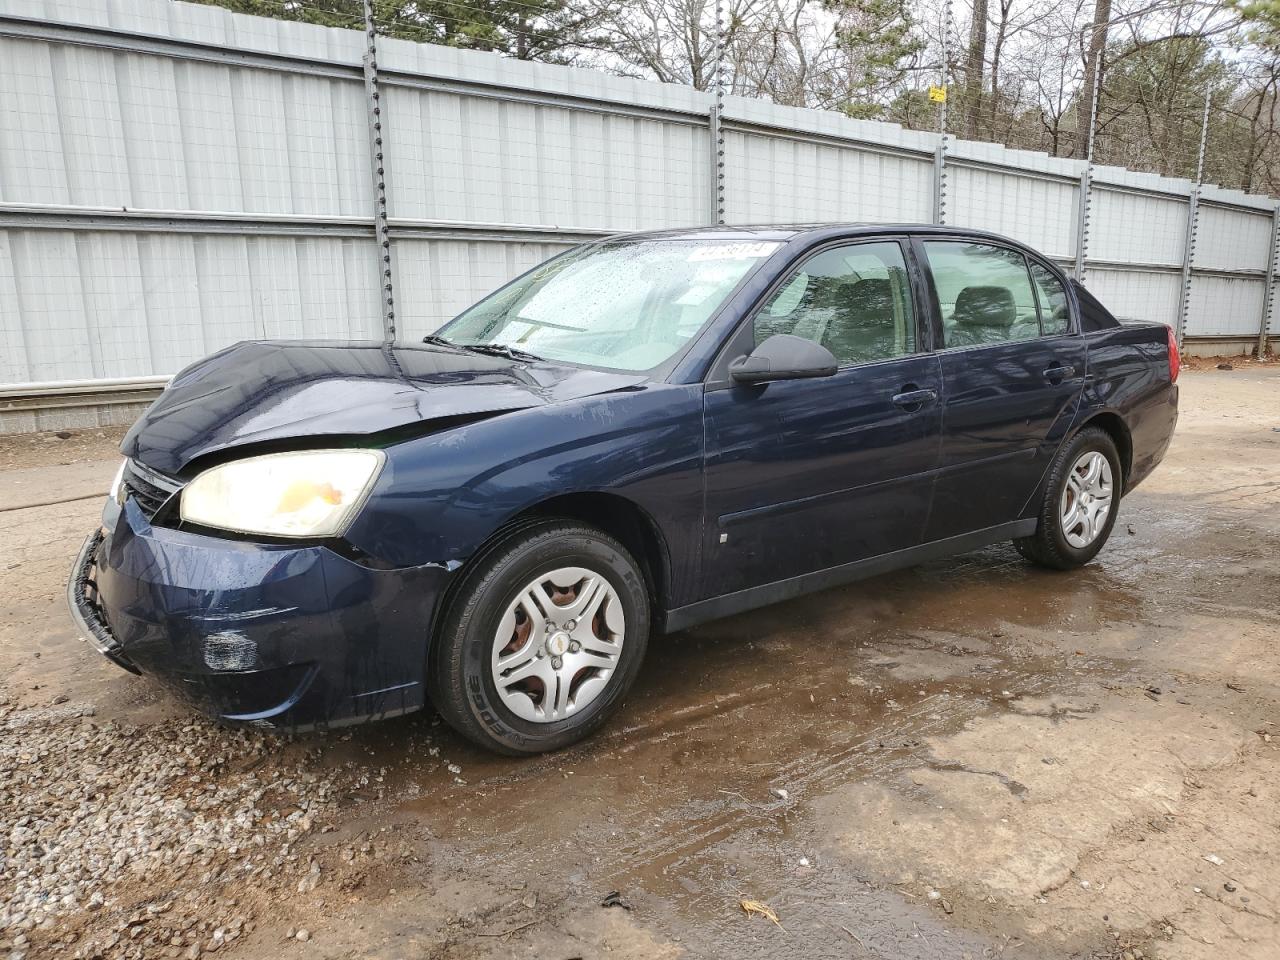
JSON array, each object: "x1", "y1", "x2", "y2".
[{"x1": 922, "y1": 241, "x2": 1041, "y2": 348}]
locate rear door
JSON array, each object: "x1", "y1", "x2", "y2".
[
  {"x1": 916, "y1": 239, "x2": 1086, "y2": 542},
  {"x1": 700, "y1": 238, "x2": 943, "y2": 597}
]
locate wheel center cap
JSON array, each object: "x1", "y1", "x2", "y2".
[{"x1": 547, "y1": 631, "x2": 570, "y2": 657}]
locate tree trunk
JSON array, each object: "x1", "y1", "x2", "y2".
[
  {"x1": 964, "y1": 0, "x2": 989, "y2": 139},
  {"x1": 1077, "y1": 0, "x2": 1110, "y2": 158}
]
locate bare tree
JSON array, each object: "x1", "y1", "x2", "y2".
[{"x1": 965, "y1": 0, "x2": 990, "y2": 136}]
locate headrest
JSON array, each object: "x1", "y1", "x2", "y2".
[
  {"x1": 848, "y1": 278, "x2": 893, "y2": 310},
  {"x1": 953, "y1": 285, "x2": 1016, "y2": 327},
  {"x1": 801, "y1": 276, "x2": 851, "y2": 312}
]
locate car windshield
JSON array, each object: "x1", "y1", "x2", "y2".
[{"x1": 436, "y1": 239, "x2": 782, "y2": 371}]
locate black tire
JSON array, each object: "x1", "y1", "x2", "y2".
[
  {"x1": 428, "y1": 519, "x2": 650, "y2": 755},
  {"x1": 1015, "y1": 426, "x2": 1123, "y2": 570}
]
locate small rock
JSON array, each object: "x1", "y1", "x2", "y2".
[
  {"x1": 1202, "y1": 853, "x2": 1224, "y2": 866},
  {"x1": 295, "y1": 929, "x2": 310, "y2": 942},
  {"x1": 770, "y1": 787, "x2": 789, "y2": 801},
  {"x1": 1224, "y1": 881, "x2": 1237, "y2": 892},
  {"x1": 600, "y1": 891, "x2": 632, "y2": 911},
  {"x1": 798, "y1": 857, "x2": 809, "y2": 867},
  {"x1": 940, "y1": 898, "x2": 954, "y2": 915},
  {"x1": 1216, "y1": 363, "x2": 1233, "y2": 370}
]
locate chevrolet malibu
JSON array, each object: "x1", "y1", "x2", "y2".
[{"x1": 69, "y1": 225, "x2": 1179, "y2": 754}]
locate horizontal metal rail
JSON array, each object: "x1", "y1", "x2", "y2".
[
  {"x1": 0, "y1": 376, "x2": 171, "y2": 414},
  {"x1": 944, "y1": 156, "x2": 1080, "y2": 188},
  {"x1": 1090, "y1": 181, "x2": 1274, "y2": 215},
  {"x1": 6, "y1": 204, "x2": 1270, "y2": 277},
  {"x1": 0, "y1": 375, "x2": 172, "y2": 398},
  {"x1": 0, "y1": 203, "x2": 615, "y2": 243},
  {"x1": 1, "y1": 387, "x2": 166, "y2": 417},
  {"x1": 1085, "y1": 258, "x2": 1268, "y2": 281},
  {"x1": 0, "y1": 14, "x2": 708, "y2": 126},
  {"x1": 720, "y1": 117, "x2": 935, "y2": 162},
  {"x1": 0, "y1": 14, "x2": 360, "y2": 80}
]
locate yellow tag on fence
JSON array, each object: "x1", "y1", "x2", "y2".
[{"x1": 929, "y1": 84, "x2": 948, "y2": 103}]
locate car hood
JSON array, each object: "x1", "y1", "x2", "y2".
[{"x1": 122, "y1": 340, "x2": 649, "y2": 476}]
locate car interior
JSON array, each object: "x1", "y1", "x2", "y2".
[{"x1": 754, "y1": 242, "x2": 916, "y2": 365}]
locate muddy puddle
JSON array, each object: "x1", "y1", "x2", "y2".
[{"x1": 306, "y1": 541, "x2": 1184, "y2": 958}]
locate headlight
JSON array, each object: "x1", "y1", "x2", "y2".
[
  {"x1": 109, "y1": 459, "x2": 127, "y2": 506},
  {"x1": 180, "y1": 449, "x2": 385, "y2": 538}
]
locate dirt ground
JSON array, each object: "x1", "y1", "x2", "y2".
[{"x1": 1, "y1": 368, "x2": 1278, "y2": 960}]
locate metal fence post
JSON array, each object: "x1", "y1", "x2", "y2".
[
  {"x1": 1074, "y1": 56, "x2": 1101, "y2": 281},
  {"x1": 707, "y1": 0, "x2": 726, "y2": 226},
  {"x1": 1257, "y1": 205, "x2": 1280, "y2": 358},
  {"x1": 361, "y1": 0, "x2": 396, "y2": 342},
  {"x1": 1174, "y1": 86, "x2": 1211, "y2": 347},
  {"x1": 933, "y1": 0, "x2": 952, "y2": 225}
]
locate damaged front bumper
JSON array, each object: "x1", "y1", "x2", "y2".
[{"x1": 68, "y1": 496, "x2": 451, "y2": 730}]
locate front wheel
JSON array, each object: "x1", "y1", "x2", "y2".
[
  {"x1": 428, "y1": 520, "x2": 650, "y2": 755},
  {"x1": 1015, "y1": 426, "x2": 1122, "y2": 570}
]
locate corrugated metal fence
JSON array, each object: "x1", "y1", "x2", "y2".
[{"x1": 2, "y1": 0, "x2": 1277, "y2": 432}]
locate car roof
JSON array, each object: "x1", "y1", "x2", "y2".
[{"x1": 604, "y1": 223, "x2": 1024, "y2": 246}]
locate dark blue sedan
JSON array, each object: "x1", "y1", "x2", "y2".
[{"x1": 69, "y1": 224, "x2": 1179, "y2": 753}]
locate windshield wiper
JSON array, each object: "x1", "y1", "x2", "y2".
[
  {"x1": 457, "y1": 342, "x2": 544, "y2": 363},
  {"x1": 422, "y1": 334, "x2": 543, "y2": 363}
]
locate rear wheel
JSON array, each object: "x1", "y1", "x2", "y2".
[
  {"x1": 428, "y1": 520, "x2": 650, "y2": 755},
  {"x1": 1015, "y1": 427, "x2": 1121, "y2": 570}
]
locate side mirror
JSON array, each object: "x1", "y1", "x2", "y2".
[{"x1": 729, "y1": 334, "x2": 838, "y2": 385}]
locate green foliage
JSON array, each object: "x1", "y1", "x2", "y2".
[
  {"x1": 1099, "y1": 35, "x2": 1235, "y2": 180},
  {"x1": 883, "y1": 87, "x2": 934, "y2": 128},
  {"x1": 1232, "y1": 0, "x2": 1280, "y2": 47},
  {"x1": 187, "y1": 0, "x2": 608, "y2": 61},
  {"x1": 820, "y1": 0, "x2": 924, "y2": 118}
]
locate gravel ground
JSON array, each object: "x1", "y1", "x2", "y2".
[
  {"x1": 2, "y1": 367, "x2": 1278, "y2": 960},
  {"x1": 1, "y1": 703, "x2": 364, "y2": 958}
]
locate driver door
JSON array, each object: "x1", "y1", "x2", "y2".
[{"x1": 701, "y1": 239, "x2": 943, "y2": 598}]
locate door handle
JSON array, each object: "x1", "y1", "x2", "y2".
[
  {"x1": 1043, "y1": 364, "x2": 1076, "y2": 383},
  {"x1": 891, "y1": 387, "x2": 938, "y2": 410}
]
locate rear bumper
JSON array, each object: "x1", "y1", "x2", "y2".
[{"x1": 68, "y1": 497, "x2": 452, "y2": 730}]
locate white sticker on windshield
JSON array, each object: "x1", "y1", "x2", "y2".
[{"x1": 687, "y1": 242, "x2": 781, "y2": 262}]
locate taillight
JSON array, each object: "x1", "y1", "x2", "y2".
[{"x1": 1166, "y1": 325, "x2": 1180, "y2": 383}]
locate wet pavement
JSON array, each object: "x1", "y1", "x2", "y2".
[{"x1": 1, "y1": 366, "x2": 1278, "y2": 959}]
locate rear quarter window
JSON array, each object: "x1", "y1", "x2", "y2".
[{"x1": 1071, "y1": 280, "x2": 1122, "y2": 332}]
